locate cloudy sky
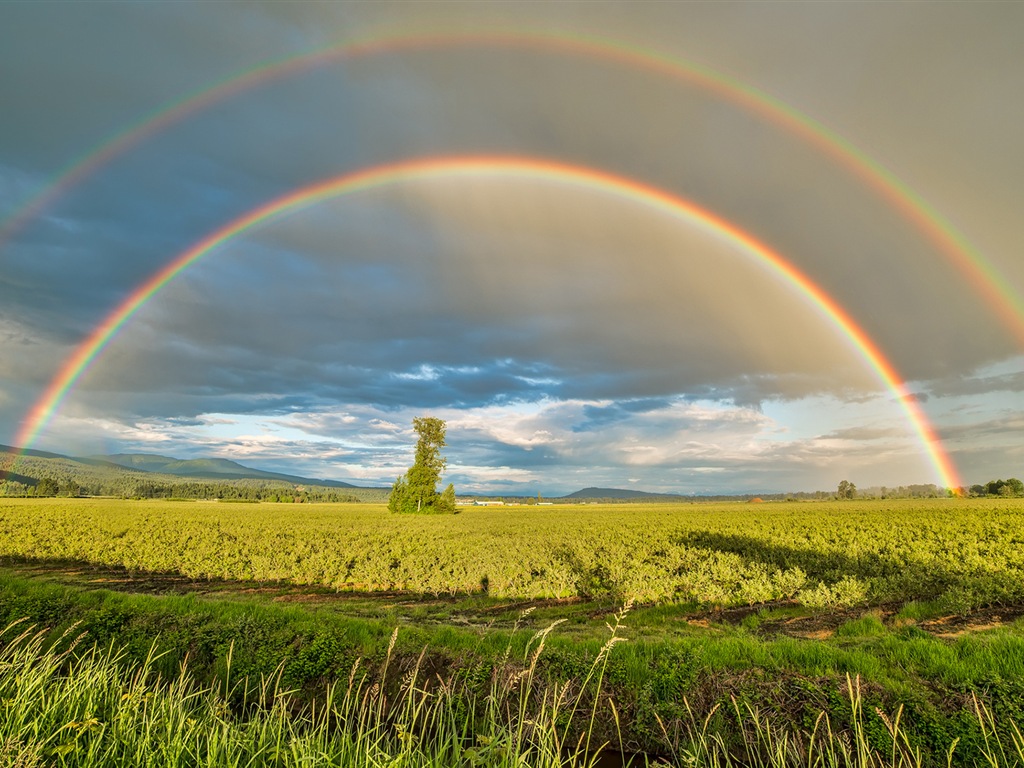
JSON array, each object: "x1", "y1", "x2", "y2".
[{"x1": 1, "y1": 2, "x2": 1021, "y2": 495}]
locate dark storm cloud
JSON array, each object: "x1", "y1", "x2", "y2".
[
  {"x1": 577, "y1": 399, "x2": 674, "y2": 431},
  {"x1": 46, "y1": 177, "x2": 883, "y2": 425},
  {"x1": 5, "y1": 4, "x2": 1019, "y2": 385},
  {"x1": 0, "y1": 3, "x2": 307, "y2": 169}
]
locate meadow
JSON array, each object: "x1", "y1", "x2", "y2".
[
  {"x1": 1, "y1": 497, "x2": 1022, "y2": 611},
  {"x1": 3, "y1": 497, "x2": 1024, "y2": 766}
]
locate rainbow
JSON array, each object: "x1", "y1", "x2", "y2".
[
  {"x1": 11, "y1": 156, "x2": 963, "y2": 490},
  {"x1": 1, "y1": 27, "x2": 1020, "y2": 348}
]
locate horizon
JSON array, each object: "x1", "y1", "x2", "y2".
[{"x1": 1, "y1": 443, "x2": 968, "y2": 498}]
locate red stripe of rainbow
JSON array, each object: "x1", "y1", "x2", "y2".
[{"x1": 11, "y1": 156, "x2": 962, "y2": 489}]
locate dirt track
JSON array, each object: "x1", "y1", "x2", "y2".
[{"x1": 3, "y1": 556, "x2": 1021, "y2": 640}]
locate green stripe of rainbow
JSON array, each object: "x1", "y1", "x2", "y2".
[
  {"x1": 12, "y1": 156, "x2": 962, "y2": 490},
  {"x1": 1, "y1": 27, "x2": 1020, "y2": 347}
]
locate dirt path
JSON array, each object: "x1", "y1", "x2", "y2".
[
  {"x1": 683, "y1": 600, "x2": 1024, "y2": 639},
  {"x1": 3, "y1": 556, "x2": 1022, "y2": 640}
]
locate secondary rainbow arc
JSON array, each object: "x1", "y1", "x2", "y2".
[
  {"x1": 0, "y1": 27, "x2": 1020, "y2": 348},
  {"x1": 11, "y1": 156, "x2": 962, "y2": 490}
]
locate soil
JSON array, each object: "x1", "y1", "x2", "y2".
[
  {"x1": 687, "y1": 599, "x2": 1024, "y2": 639},
  {"x1": 3, "y1": 556, "x2": 1023, "y2": 641}
]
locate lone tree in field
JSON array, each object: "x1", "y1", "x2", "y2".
[{"x1": 388, "y1": 417, "x2": 457, "y2": 514}]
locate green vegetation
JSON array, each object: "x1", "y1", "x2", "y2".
[
  {"x1": 2, "y1": 497, "x2": 1023, "y2": 612},
  {"x1": 0, "y1": 612, "x2": 616, "y2": 768},
  {"x1": 969, "y1": 478, "x2": 1024, "y2": 498},
  {"x1": 837, "y1": 480, "x2": 857, "y2": 499},
  {"x1": 3, "y1": 497, "x2": 1024, "y2": 765},
  {"x1": 388, "y1": 417, "x2": 457, "y2": 514},
  {"x1": 3, "y1": 570, "x2": 1024, "y2": 766},
  {"x1": 6, "y1": 615, "x2": 1023, "y2": 768}
]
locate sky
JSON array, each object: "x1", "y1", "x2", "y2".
[{"x1": 1, "y1": 1, "x2": 1022, "y2": 495}]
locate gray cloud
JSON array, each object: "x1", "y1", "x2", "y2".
[
  {"x1": 929, "y1": 371, "x2": 1024, "y2": 399},
  {"x1": 2, "y1": 2, "x2": 1022, "y2": 490}
]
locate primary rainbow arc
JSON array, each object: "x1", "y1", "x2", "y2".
[{"x1": 12, "y1": 156, "x2": 963, "y2": 490}]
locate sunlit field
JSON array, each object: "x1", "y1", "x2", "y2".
[{"x1": 2, "y1": 497, "x2": 1022, "y2": 611}]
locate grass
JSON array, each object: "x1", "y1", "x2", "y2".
[
  {"x1": 4, "y1": 568, "x2": 1024, "y2": 763},
  {"x1": 835, "y1": 614, "x2": 889, "y2": 639},
  {"x1": 2, "y1": 616, "x2": 1024, "y2": 768},
  {"x1": 0, "y1": 611, "x2": 631, "y2": 768},
  {"x1": 894, "y1": 602, "x2": 949, "y2": 624}
]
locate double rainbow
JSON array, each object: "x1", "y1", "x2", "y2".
[{"x1": 1, "y1": 27, "x2": 1020, "y2": 347}]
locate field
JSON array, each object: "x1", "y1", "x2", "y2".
[
  {"x1": 2, "y1": 497, "x2": 1024, "y2": 766},
  {"x1": 2, "y1": 497, "x2": 1023, "y2": 610}
]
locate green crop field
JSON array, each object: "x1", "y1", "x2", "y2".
[
  {"x1": 3, "y1": 497, "x2": 1024, "y2": 766},
  {"x1": 1, "y1": 497, "x2": 1022, "y2": 611}
]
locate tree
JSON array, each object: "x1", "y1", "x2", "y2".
[
  {"x1": 388, "y1": 417, "x2": 458, "y2": 514},
  {"x1": 35, "y1": 477, "x2": 60, "y2": 497},
  {"x1": 837, "y1": 480, "x2": 857, "y2": 500},
  {"x1": 436, "y1": 482, "x2": 457, "y2": 514},
  {"x1": 987, "y1": 479, "x2": 1007, "y2": 496}
]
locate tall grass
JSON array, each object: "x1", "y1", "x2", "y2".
[
  {"x1": 0, "y1": 612, "x2": 622, "y2": 768},
  {"x1": 1, "y1": 616, "x2": 1023, "y2": 768},
  {"x1": 660, "y1": 675, "x2": 1024, "y2": 768}
]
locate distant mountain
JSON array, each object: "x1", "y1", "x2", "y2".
[
  {"x1": 0, "y1": 444, "x2": 76, "y2": 461},
  {"x1": 99, "y1": 453, "x2": 360, "y2": 488},
  {"x1": 1, "y1": 444, "x2": 388, "y2": 502},
  {"x1": 558, "y1": 487, "x2": 685, "y2": 501},
  {"x1": 1, "y1": 444, "x2": 159, "y2": 487},
  {"x1": 99, "y1": 453, "x2": 180, "y2": 472}
]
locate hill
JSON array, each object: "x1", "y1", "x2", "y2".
[
  {"x1": 558, "y1": 487, "x2": 686, "y2": 501},
  {"x1": 0, "y1": 445, "x2": 385, "y2": 502},
  {"x1": 101, "y1": 454, "x2": 359, "y2": 488}
]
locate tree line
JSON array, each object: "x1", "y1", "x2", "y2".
[
  {"x1": 967, "y1": 478, "x2": 1024, "y2": 497},
  {"x1": 0, "y1": 476, "x2": 372, "y2": 503}
]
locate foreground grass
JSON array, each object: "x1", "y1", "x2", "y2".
[
  {"x1": 3, "y1": 570, "x2": 1024, "y2": 765},
  {"x1": 3, "y1": 616, "x2": 1024, "y2": 768},
  {"x1": 0, "y1": 617, "x2": 591, "y2": 768}
]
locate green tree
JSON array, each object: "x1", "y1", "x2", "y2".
[
  {"x1": 837, "y1": 480, "x2": 857, "y2": 500},
  {"x1": 436, "y1": 482, "x2": 457, "y2": 514},
  {"x1": 388, "y1": 417, "x2": 457, "y2": 514},
  {"x1": 387, "y1": 475, "x2": 409, "y2": 512},
  {"x1": 36, "y1": 477, "x2": 60, "y2": 497},
  {"x1": 986, "y1": 479, "x2": 1007, "y2": 496}
]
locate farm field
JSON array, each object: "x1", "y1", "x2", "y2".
[
  {"x1": 3, "y1": 498, "x2": 1024, "y2": 765},
  {"x1": 1, "y1": 497, "x2": 1023, "y2": 611}
]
